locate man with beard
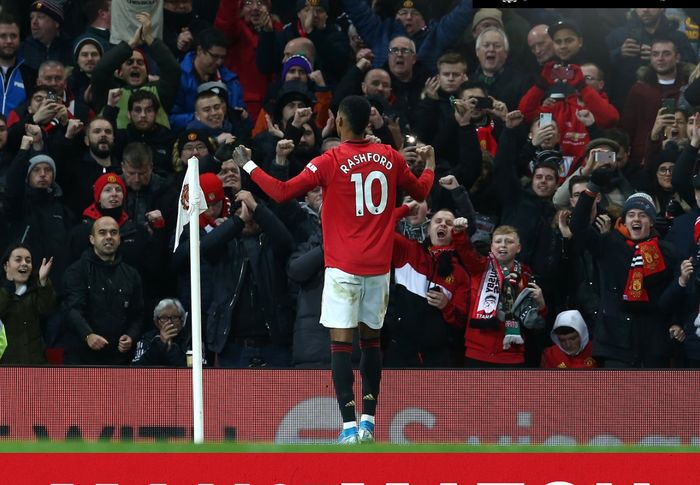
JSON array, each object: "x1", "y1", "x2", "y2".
[
  {"x1": 63, "y1": 216, "x2": 144, "y2": 365},
  {"x1": 91, "y1": 12, "x2": 180, "y2": 130},
  {"x1": 105, "y1": 89, "x2": 175, "y2": 176},
  {"x1": 119, "y1": 142, "x2": 174, "y2": 235},
  {"x1": 56, "y1": 117, "x2": 121, "y2": 216},
  {"x1": 621, "y1": 38, "x2": 691, "y2": 168},
  {"x1": 0, "y1": 12, "x2": 36, "y2": 118}
]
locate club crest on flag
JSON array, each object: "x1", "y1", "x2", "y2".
[{"x1": 181, "y1": 184, "x2": 190, "y2": 211}]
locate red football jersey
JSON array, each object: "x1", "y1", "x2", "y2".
[{"x1": 248, "y1": 139, "x2": 434, "y2": 275}]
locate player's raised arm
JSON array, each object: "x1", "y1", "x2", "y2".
[{"x1": 233, "y1": 144, "x2": 321, "y2": 203}]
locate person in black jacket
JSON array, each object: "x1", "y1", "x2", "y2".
[
  {"x1": 2, "y1": 128, "x2": 74, "y2": 292},
  {"x1": 255, "y1": 0, "x2": 350, "y2": 86},
  {"x1": 63, "y1": 216, "x2": 144, "y2": 365},
  {"x1": 132, "y1": 298, "x2": 188, "y2": 367},
  {"x1": 571, "y1": 186, "x2": 676, "y2": 367},
  {"x1": 202, "y1": 189, "x2": 295, "y2": 367},
  {"x1": 103, "y1": 90, "x2": 176, "y2": 177}
]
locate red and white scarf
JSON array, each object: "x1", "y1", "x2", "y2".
[
  {"x1": 470, "y1": 253, "x2": 504, "y2": 327},
  {"x1": 616, "y1": 221, "x2": 666, "y2": 302}
]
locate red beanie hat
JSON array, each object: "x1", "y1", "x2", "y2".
[
  {"x1": 93, "y1": 173, "x2": 127, "y2": 202},
  {"x1": 199, "y1": 173, "x2": 224, "y2": 206}
]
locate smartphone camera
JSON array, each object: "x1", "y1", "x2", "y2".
[
  {"x1": 628, "y1": 27, "x2": 642, "y2": 43},
  {"x1": 473, "y1": 96, "x2": 493, "y2": 110},
  {"x1": 593, "y1": 151, "x2": 616, "y2": 164},
  {"x1": 662, "y1": 98, "x2": 676, "y2": 114},
  {"x1": 450, "y1": 96, "x2": 467, "y2": 115}
]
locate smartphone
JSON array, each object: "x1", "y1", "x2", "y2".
[
  {"x1": 594, "y1": 151, "x2": 616, "y2": 164},
  {"x1": 429, "y1": 285, "x2": 441, "y2": 293},
  {"x1": 46, "y1": 91, "x2": 59, "y2": 102},
  {"x1": 628, "y1": 27, "x2": 643, "y2": 43},
  {"x1": 539, "y1": 112, "x2": 553, "y2": 126},
  {"x1": 473, "y1": 96, "x2": 493, "y2": 110},
  {"x1": 449, "y1": 95, "x2": 462, "y2": 114},
  {"x1": 404, "y1": 134, "x2": 417, "y2": 148},
  {"x1": 661, "y1": 98, "x2": 676, "y2": 114}
]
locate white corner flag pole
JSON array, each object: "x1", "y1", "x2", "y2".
[{"x1": 187, "y1": 156, "x2": 205, "y2": 444}]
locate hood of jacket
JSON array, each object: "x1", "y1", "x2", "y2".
[{"x1": 550, "y1": 309, "x2": 589, "y2": 356}]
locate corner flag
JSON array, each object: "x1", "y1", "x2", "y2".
[{"x1": 173, "y1": 157, "x2": 207, "y2": 253}]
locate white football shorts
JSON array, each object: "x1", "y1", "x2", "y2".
[{"x1": 319, "y1": 267, "x2": 390, "y2": 329}]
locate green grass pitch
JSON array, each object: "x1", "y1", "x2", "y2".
[{"x1": 1, "y1": 441, "x2": 699, "y2": 453}]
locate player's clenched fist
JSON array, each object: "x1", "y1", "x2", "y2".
[{"x1": 232, "y1": 145, "x2": 252, "y2": 167}]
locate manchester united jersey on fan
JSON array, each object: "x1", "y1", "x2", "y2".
[{"x1": 247, "y1": 139, "x2": 434, "y2": 275}]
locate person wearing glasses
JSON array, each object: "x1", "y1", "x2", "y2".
[
  {"x1": 384, "y1": 36, "x2": 431, "y2": 129},
  {"x1": 90, "y1": 12, "x2": 180, "y2": 131},
  {"x1": 339, "y1": 0, "x2": 472, "y2": 72},
  {"x1": 170, "y1": 27, "x2": 247, "y2": 132},
  {"x1": 132, "y1": 298, "x2": 188, "y2": 366}
]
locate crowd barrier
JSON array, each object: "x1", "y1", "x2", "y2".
[{"x1": 2, "y1": 367, "x2": 699, "y2": 445}]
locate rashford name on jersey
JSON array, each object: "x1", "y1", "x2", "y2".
[{"x1": 333, "y1": 151, "x2": 394, "y2": 174}]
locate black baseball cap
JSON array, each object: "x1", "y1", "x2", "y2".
[{"x1": 548, "y1": 19, "x2": 582, "y2": 38}]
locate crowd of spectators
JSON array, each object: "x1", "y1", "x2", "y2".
[{"x1": 1, "y1": 0, "x2": 700, "y2": 369}]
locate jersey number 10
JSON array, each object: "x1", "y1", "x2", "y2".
[{"x1": 351, "y1": 171, "x2": 388, "y2": 216}]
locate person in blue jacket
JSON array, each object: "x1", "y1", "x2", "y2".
[
  {"x1": 339, "y1": 0, "x2": 473, "y2": 73},
  {"x1": 170, "y1": 27, "x2": 247, "y2": 132}
]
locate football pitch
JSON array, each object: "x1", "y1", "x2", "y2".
[{"x1": 1, "y1": 441, "x2": 699, "y2": 453}]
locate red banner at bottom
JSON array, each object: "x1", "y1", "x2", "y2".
[{"x1": 5, "y1": 452, "x2": 699, "y2": 485}]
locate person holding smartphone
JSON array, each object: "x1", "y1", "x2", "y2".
[
  {"x1": 606, "y1": 8, "x2": 696, "y2": 109},
  {"x1": 519, "y1": 52, "x2": 620, "y2": 164},
  {"x1": 619, "y1": 37, "x2": 690, "y2": 169},
  {"x1": 552, "y1": 137, "x2": 635, "y2": 216}
]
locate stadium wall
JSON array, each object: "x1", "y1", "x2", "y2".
[{"x1": 1, "y1": 367, "x2": 699, "y2": 445}]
